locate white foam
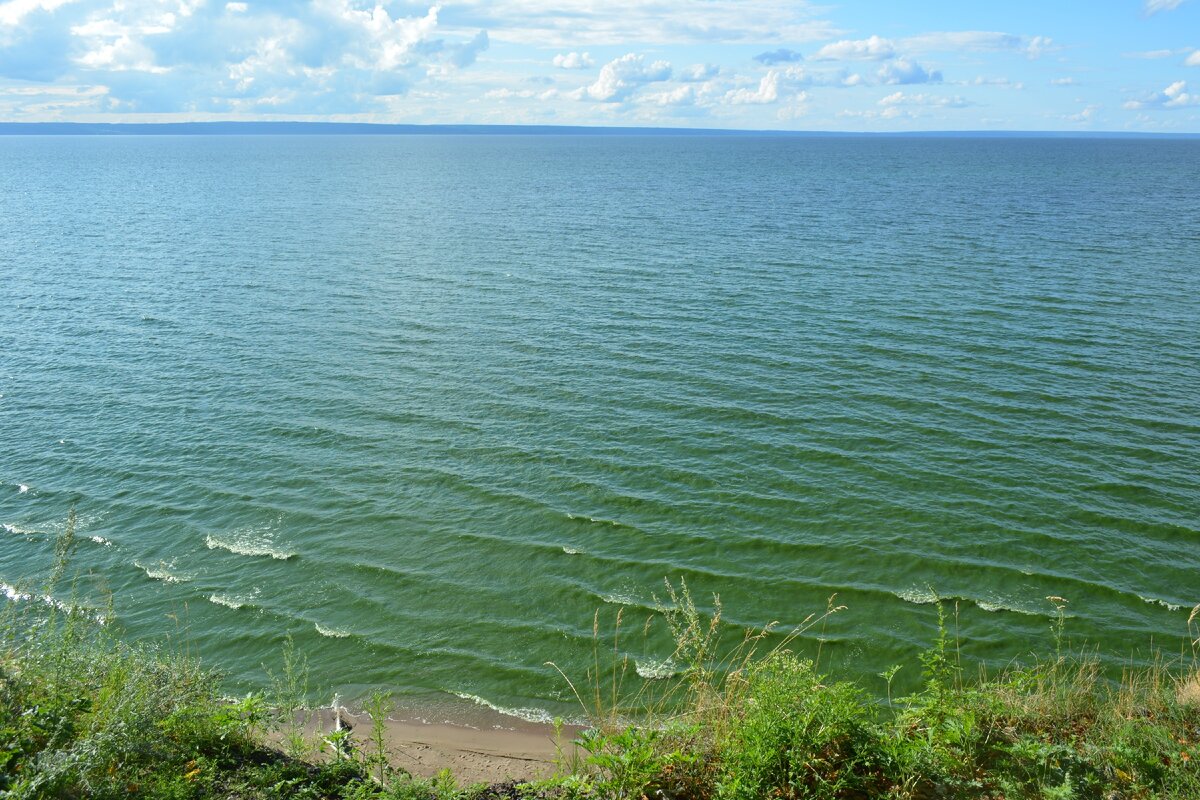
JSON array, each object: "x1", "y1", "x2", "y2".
[
  {"x1": 207, "y1": 588, "x2": 259, "y2": 610},
  {"x1": 635, "y1": 658, "x2": 681, "y2": 680},
  {"x1": 0, "y1": 581, "x2": 109, "y2": 625},
  {"x1": 895, "y1": 587, "x2": 1064, "y2": 618},
  {"x1": 562, "y1": 546, "x2": 580, "y2": 555},
  {"x1": 204, "y1": 522, "x2": 292, "y2": 561},
  {"x1": 208, "y1": 594, "x2": 245, "y2": 610},
  {"x1": 89, "y1": 535, "x2": 112, "y2": 547},
  {"x1": 204, "y1": 534, "x2": 292, "y2": 561},
  {"x1": 976, "y1": 598, "x2": 1042, "y2": 616},
  {"x1": 451, "y1": 691, "x2": 555, "y2": 725},
  {"x1": 17, "y1": 484, "x2": 29, "y2": 494},
  {"x1": 1139, "y1": 595, "x2": 1182, "y2": 612},
  {"x1": 3, "y1": 523, "x2": 32, "y2": 536},
  {"x1": 601, "y1": 592, "x2": 641, "y2": 607},
  {"x1": 135, "y1": 561, "x2": 190, "y2": 584},
  {"x1": 315, "y1": 623, "x2": 352, "y2": 639},
  {"x1": 894, "y1": 587, "x2": 939, "y2": 605}
]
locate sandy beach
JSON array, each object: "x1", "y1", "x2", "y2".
[{"x1": 311, "y1": 705, "x2": 582, "y2": 786}]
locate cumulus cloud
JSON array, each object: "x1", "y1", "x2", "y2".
[
  {"x1": 877, "y1": 59, "x2": 942, "y2": 85},
  {"x1": 677, "y1": 63, "x2": 718, "y2": 81},
  {"x1": 1187, "y1": 50, "x2": 1200, "y2": 67},
  {"x1": 552, "y1": 51, "x2": 592, "y2": 69},
  {"x1": 723, "y1": 70, "x2": 778, "y2": 104},
  {"x1": 753, "y1": 47, "x2": 802, "y2": 65},
  {"x1": 0, "y1": 1, "x2": 496, "y2": 113},
  {"x1": 1124, "y1": 80, "x2": 1199, "y2": 109},
  {"x1": 585, "y1": 52, "x2": 670, "y2": 102},
  {"x1": 641, "y1": 84, "x2": 693, "y2": 106},
  {"x1": 0, "y1": 0, "x2": 77, "y2": 28},
  {"x1": 812, "y1": 35, "x2": 894, "y2": 61}
]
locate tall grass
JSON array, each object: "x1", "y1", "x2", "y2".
[{"x1": 554, "y1": 581, "x2": 1200, "y2": 800}]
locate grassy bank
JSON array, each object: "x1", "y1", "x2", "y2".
[{"x1": 2, "y1": 519, "x2": 1197, "y2": 798}]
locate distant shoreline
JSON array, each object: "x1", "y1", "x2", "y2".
[{"x1": 2, "y1": 121, "x2": 1199, "y2": 137}]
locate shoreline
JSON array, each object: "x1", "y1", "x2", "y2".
[{"x1": 309, "y1": 702, "x2": 583, "y2": 785}]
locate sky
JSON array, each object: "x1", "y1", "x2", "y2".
[{"x1": 1, "y1": 0, "x2": 1199, "y2": 130}]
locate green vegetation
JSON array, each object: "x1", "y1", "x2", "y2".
[{"x1": 2, "y1": 516, "x2": 1198, "y2": 798}]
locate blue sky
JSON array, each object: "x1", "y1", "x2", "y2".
[{"x1": 1, "y1": 0, "x2": 1199, "y2": 130}]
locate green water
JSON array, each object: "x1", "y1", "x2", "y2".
[{"x1": 1, "y1": 134, "x2": 1198, "y2": 721}]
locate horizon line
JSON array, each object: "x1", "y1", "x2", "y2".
[{"x1": 1, "y1": 121, "x2": 1199, "y2": 138}]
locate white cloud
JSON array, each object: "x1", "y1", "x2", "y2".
[
  {"x1": 877, "y1": 59, "x2": 941, "y2": 85},
  {"x1": 585, "y1": 52, "x2": 670, "y2": 102},
  {"x1": 552, "y1": 51, "x2": 592, "y2": 69},
  {"x1": 0, "y1": 0, "x2": 77, "y2": 27},
  {"x1": 641, "y1": 84, "x2": 694, "y2": 106},
  {"x1": 970, "y1": 76, "x2": 1023, "y2": 89},
  {"x1": 900, "y1": 31, "x2": 1021, "y2": 52},
  {"x1": 777, "y1": 91, "x2": 809, "y2": 119},
  {"x1": 1066, "y1": 104, "x2": 1099, "y2": 123},
  {"x1": 1125, "y1": 49, "x2": 1179, "y2": 59},
  {"x1": 1187, "y1": 50, "x2": 1200, "y2": 67},
  {"x1": 879, "y1": 91, "x2": 970, "y2": 108},
  {"x1": 224, "y1": 2, "x2": 246, "y2": 12},
  {"x1": 1025, "y1": 36, "x2": 1052, "y2": 59},
  {"x1": 447, "y1": 0, "x2": 838, "y2": 47},
  {"x1": 812, "y1": 35, "x2": 895, "y2": 61},
  {"x1": 723, "y1": 70, "x2": 779, "y2": 104},
  {"x1": 485, "y1": 87, "x2": 556, "y2": 101},
  {"x1": 1144, "y1": 0, "x2": 1189, "y2": 13},
  {"x1": 1050, "y1": 77, "x2": 1078, "y2": 86},
  {"x1": 1124, "y1": 80, "x2": 1199, "y2": 109},
  {"x1": 678, "y1": 63, "x2": 718, "y2": 82}
]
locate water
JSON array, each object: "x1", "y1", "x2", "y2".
[{"x1": 1, "y1": 135, "x2": 1198, "y2": 720}]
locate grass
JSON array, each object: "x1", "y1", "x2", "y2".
[
  {"x1": 2, "y1": 516, "x2": 1198, "y2": 798},
  {"x1": 550, "y1": 582, "x2": 1200, "y2": 800}
]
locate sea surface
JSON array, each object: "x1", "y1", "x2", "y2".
[{"x1": 1, "y1": 134, "x2": 1198, "y2": 721}]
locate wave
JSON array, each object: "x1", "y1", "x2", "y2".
[
  {"x1": 566, "y1": 512, "x2": 636, "y2": 530},
  {"x1": 562, "y1": 546, "x2": 581, "y2": 555},
  {"x1": 205, "y1": 533, "x2": 294, "y2": 561},
  {"x1": 450, "y1": 691, "x2": 555, "y2": 725},
  {"x1": 635, "y1": 658, "x2": 681, "y2": 680},
  {"x1": 207, "y1": 590, "x2": 261, "y2": 610},
  {"x1": 974, "y1": 598, "x2": 1046, "y2": 617},
  {"x1": 134, "y1": 561, "x2": 191, "y2": 584},
  {"x1": 315, "y1": 623, "x2": 352, "y2": 639},
  {"x1": 601, "y1": 592, "x2": 643, "y2": 607},
  {"x1": 1, "y1": 582, "x2": 109, "y2": 625},
  {"x1": 894, "y1": 587, "x2": 1066, "y2": 618},
  {"x1": 17, "y1": 484, "x2": 29, "y2": 494},
  {"x1": 89, "y1": 535, "x2": 113, "y2": 547},
  {"x1": 1139, "y1": 595, "x2": 1183, "y2": 612},
  {"x1": 894, "y1": 586, "x2": 938, "y2": 605},
  {"x1": 2, "y1": 523, "x2": 35, "y2": 536}
]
